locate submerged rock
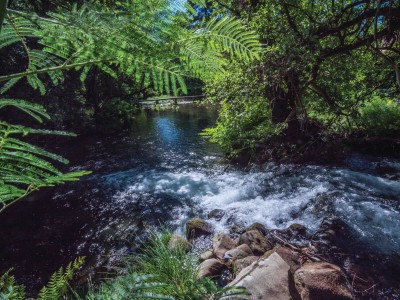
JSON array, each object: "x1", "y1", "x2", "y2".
[
  {"x1": 228, "y1": 252, "x2": 291, "y2": 300},
  {"x1": 212, "y1": 233, "x2": 237, "y2": 259},
  {"x1": 168, "y1": 235, "x2": 192, "y2": 252},
  {"x1": 197, "y1": 258, "x2": 225, "y2": 279},
  {"x1": 238, "y1": 230, "x2": 273, "y2": 255},
  {"x1": 207, "y1": 209, "x2": 225, "y2": 221},
  {"x1": 186, "y1": 218, "x2": 213, "y2": 240},
  {"x1": 294, "y1": 262, "x2": 353, "y2": 300}
]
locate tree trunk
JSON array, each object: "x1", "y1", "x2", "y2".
[{"x1": 267, "y1": 69, "x2": 302, "y2": 136}]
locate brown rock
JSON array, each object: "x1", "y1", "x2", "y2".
[
  {"x1": 212, "y1": 233, "x2": 237, "y2": 259},
  {"x1": 228, "y1": 252, "x2": 291, "y2": 300},
  {"x1": 168, "y1": 235, "x2": 192, "y2": 253},
  {"x1": 294, "y1": 262, "x2": 353, "y2": 300},
  {"x1": 238, "y1": 230, "x2": 273, "y2": 255},
  {"x1": 197, "y1": 258, "x2": 225, "y2": 279},
  {"x1": 234, "y1": 255, "x2": 259, "y2": 273},
  {"x1": 245, "y1": 222, "x2": 269, "y2": 236},
  {"x1": 186, "y1": 218, "x2": 213, "y2": 240},
  {"x1": 225, "y1": 244, "x2": 253, "y2": 261},
  {"x1": 200, "y1": 250, "x2": 213, "y2": 262},
  {"x1": 275, "y1": 246, "x2": 301, "y2": 273}
]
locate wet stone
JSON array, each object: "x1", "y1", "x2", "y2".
[
  {"x1": 186, "y1": 218, "x2": 213, "y2": 240},
  {"x1": 238, "y1": 230, "x2": 273, "y2": 255},
  {"x1": 197, "y1": 258, "x2": 225, "y2": 279},
  {"x1": 207, "y1": 209, "x2": 225, "y2": 221},
  {"x1": 212, "y1": 233, "x2": 237, "y2": 259},
  {"x1": 244, "y1": 222, "x2": 269, "y2": 236}
]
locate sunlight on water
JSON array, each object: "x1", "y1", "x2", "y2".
[{"x1": 109, "y1": 163, "x2": 400, "y2": 254}]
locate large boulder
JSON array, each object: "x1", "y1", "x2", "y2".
[
  {"x1": 168, "y1": 235, "x2": 192, "y2": 252},
  {"x1": 239, "y1": 230, "x2": 273, "y2": 255},
  {"x1": 197, "y1": 258, "x2": 225, "y2": 279},
  {"x1": 212, "y1": 233, "x2": 237, "y2": 259},
  {"x1": 225, "y1": 244, "x2": 253, "y2": 261},
  {"x1": 186, "y1": 218, "x2": 213, "y2": 240},
  {"x1": 234, "y1": 256, "x2": 259, "y2": 273},
  {"x1": 228, "y1": 252, "x2": 291, "y2": 300},
  {"x1": 294, "y1": 262, "x2": 353, "y2": 300}
]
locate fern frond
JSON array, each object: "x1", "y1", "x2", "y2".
[
  {"x1": 38, "y1": 257, "x2": 85, "y2": 300},
  {"x1": 0, "y1": 269, "x2": 25, "y2": 300},
  {"x1": 0, "y1": 100, "x2": 90, "y2": 213}
]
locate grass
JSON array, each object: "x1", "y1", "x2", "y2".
[{"x1": 81, "y1": 230, "x2": 249, "y2": 300}]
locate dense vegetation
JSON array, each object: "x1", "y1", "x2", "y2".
[
  {"x1": 1, "y1": 0, "x2": 400, "y2": 298},
  {"x1": 202, "y1": 0, "x2": 400, "y2": 161}
]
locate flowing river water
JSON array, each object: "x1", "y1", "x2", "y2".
[{"x1": 0, "y1": 104, "x2": 400, "y2": 298}]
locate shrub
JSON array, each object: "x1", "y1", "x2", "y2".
[
  {"x1": 85, "y1": 230, "x2": 248, "y2": 300},
  {"x1": 355, "y1": 97, "x2": 400, "y2": 136}
]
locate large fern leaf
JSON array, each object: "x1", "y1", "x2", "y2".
[
  {"x1": 0, "y1": 1, "x2": 262, "y2": 96},
  {"x1": 0, "y1": 99, "x2": 91, "y2": 213}
]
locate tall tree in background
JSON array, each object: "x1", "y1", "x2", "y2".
[{"x1": 207, "y1": 0, "x2": 400, "y2": 138}]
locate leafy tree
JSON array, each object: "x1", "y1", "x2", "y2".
[
  {"x1": 0, "y1": 0, "x2": 262, "y2": 209},
  {"x1": 203, "y1": 0, "x2": 400, "y2": 156}
]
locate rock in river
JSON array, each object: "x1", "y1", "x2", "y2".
[
  {"x1": 294, "y1": 261, "x2": 353, "y2": 300},
  {"x1": 186, "y1": 218, "x2": 213, "y2": 240},
  {"x1": 197, "y1": 258, "x2": 225, "y2": 279},
  {"x1": 228, "y1": 252, "x2": 291, "y2": 300},
  {"x1": 212, "y1": 233, "x2": 237, "y2": 259},
  {"x1": 239, "y1": 230, "x2": 273, "y2": 255}
]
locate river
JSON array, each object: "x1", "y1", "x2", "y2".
[{"x1": 0, "y1": 104, "x2": 399, "y2": 298}]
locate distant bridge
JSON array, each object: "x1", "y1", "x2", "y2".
[{"x1": 140, "y1": 95, "x2": 206, "y2": 105}]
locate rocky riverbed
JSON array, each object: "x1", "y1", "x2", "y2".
[{"x1": 169, "y1": 216, "x2": 400, "y2": 299}]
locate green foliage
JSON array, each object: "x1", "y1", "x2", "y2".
[
  {"x1": 84, "y1": 273, "x2": 172, "y2": 300},
  {"x1": 202, "y1": 62, "x2": 283, "y2": 155},
  {"x1": 133, "y1": 230, "x2": 248, "y2": 300},
  {"x1": 0, "y1": 0, "x2": 7, "y2": 33},
  {"x1": 85, "y1": 230, "x2": 248, "y2": 300},
  {"x1": 0, "y1": 1, "x2": 262, "y2": 96},
  {"x1": 0, "y1": 99, "x2": 91, "y2": 212},
  {"x1": 38, "y1": 257, "x2": 85, "y2": 300},
  {"x1": 355, "y1": 98, "x2": 400, "y2": 136},
  {"x1": 0, "y1": 269, "x2": 25, "y2": 300},
  {"x1": 0, "y1": 257, "x2": 84, "y2": 300}
]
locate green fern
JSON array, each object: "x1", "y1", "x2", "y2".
[
  {"x1": 0, "y1": 1, "x2": 262, "y2": 96},
  {"x1": 37, "y1": 257, "x2": 85, "y2": 300},
  {"x1": 0, "y1": 269, "x2": 25, "y2": 300},
  {"x1": 0, "y1": 99, "x2": 91, "y2": 213},
  {"x1": 84, "y1": 273, "x2": 173, "y2": 300}
]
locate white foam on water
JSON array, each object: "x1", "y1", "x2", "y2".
[{"x1": 109, "y1": 164, "x2": 400, "y2": 253}]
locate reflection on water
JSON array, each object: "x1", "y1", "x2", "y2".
[{"x1": 0, "y1": 104, "x2": 400, "y2": 295}]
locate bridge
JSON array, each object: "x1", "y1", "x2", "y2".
[{"x1": 140, "y1": 95, "x2": 206, "y2": 105}]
